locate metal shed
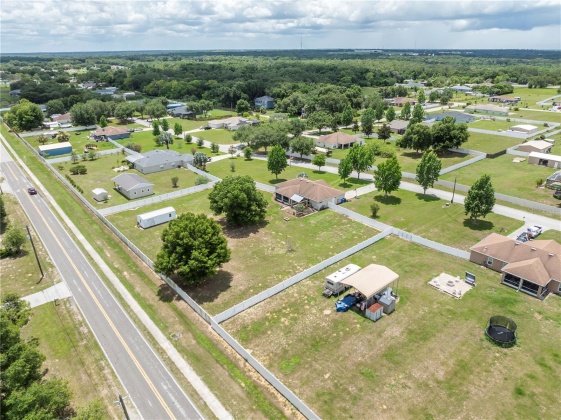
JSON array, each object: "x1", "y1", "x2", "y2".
[
  {"x1": 137, "y1": 207, "x2": 176, "y2": 229},
  {"x1": 92, "y1": 188, "x2": 108, "y2": 202},
  {"x1": 365, "y1": 302, "x2": 384, "y2": 322},
  {"x1": 38, "y1": 141, "x2": 72, "y2": 156}
]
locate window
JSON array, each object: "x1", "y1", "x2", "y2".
[{"x1": 486, "y1": 256, "x2": 493, "y2": 265}]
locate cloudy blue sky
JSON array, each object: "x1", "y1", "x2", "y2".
[{"x1": 1, "y1": 0, "x2": 560, "y2": 53}]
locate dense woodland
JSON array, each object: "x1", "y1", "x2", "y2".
[{"x1": 2, "y1": 49, "x2": 560, "y2": 112}]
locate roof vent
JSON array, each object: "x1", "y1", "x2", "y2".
[
  {"x1": 548, "y1": 253, "x2": 555, "y2": 257},
  {"x1": 514, "y1": 242, "x2": 520, "y2": 246},
  {"x1": 531, "y1": 247, "x2": 536, "y2": 251}
]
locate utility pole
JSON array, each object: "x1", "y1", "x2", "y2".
[
  {"x1": 116, "y1": 394, "x2": 130, "y2": 420},
  {"x1": 26, "y1": 225, "x2": 44, "y2": 282},
  {"x1": 451, "y1": 175, "x2": 457, "y2": 204}
]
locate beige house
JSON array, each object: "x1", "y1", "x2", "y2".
[
  {"x1": 470, "y1": 233, "x2": 561, "y2": 300},
  {"x1": 315, "y1": 132, "x2": 364, "y2": 150},
  {"x1": 509, "y1": 124, "x2": 538, "y2": 135},
  {"x1": 389, "y1": 120, "x2": 409, "y2": 135},
  {"x1": 389, "y1": 97, "x2": 417, "y2": 107},
  {"x1": 274, "y1": 178, "x2": 344, "y2": 210},
  {"x1": 465, "y1": 104, "x2": 509, "y2": 116},
  {"x1": 517, "y1": 140, "x2": 553, "y2": 154},
  {"x1": 527, "y1": 152, "x2": 561, "y2": 169}
]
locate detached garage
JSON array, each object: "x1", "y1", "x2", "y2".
[
  {"x1": 92, "y1": 188, "x2": 108, "y2": 202},
  {"x1": 137, "y1": 207, "x2": 176, "y2": 229},
  {"x1": 528, "y1": 152, "x2": 561, "y2": 169},
  {"x1": 509, "y1": 124, "x2": 538, "y2": 135},
  {"x1": 38, "y1": 141, "x2": 72, "y2": 156}
]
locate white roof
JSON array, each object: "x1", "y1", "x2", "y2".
[
  {"x1": 326, "y1": 264, "x2": 361, "y2": 283},
  {"x1": 529, "y1": 152, "x2": 561, "y2": 162},
  {"x1": 290, "y1": 194, "x2": 305, "y2": 203},
  {"x1": 138, "y1": 207, "x2": 176, "y2": 220},
  {"x1": 38, "y1": 142, "x2": 72, "y2": 151},
  {"x1": 521, "y1": 140, "x2": 552, "y2": 149},
  {"x1": 341, "y1": 264, "x2": 399, "y2": 299},
  {"x1": 511, "y1": 124, "x2": 537, "y2": 130},
  {"x1": 92, "y1": 188, "x2": 107, "y2": 194}
]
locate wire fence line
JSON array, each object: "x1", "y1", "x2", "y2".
[
  {"x1": 439, "y1": 153, "x2": 487, "y2": 175},
  {"x1": 214, "y1": 228, "x2": 393, "y2": 323}
]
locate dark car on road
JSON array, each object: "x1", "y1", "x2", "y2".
[{"x1": 28, "y1": 187, "x2": 37, "y2": 195}]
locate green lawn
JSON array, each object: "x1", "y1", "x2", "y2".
[
  {"x1": 0, "y1": 195, "x2": 57, "y2": 296},
  {"x1": 55, "y1": 154, "x2": 199, "y2": 208},
  {"x1": 470, "y1": 119, "x2": 519, "y2": 131},
  {"x1": 511, "y1": 87, "x2": 560, "y2": 109},
  {"x1": 509, "y1": 109, "x2": 561, "y2": 124},
  {"x1": 539, "y1": 229, "x2": 561, "y2": 243},
  {"x1": 194, "y1": 129, "x2": 236, "y2": 145},
  {"x1": 223, "y1": 236, "x2": 561, "y2": 420},
  {"x1": 329, "y1": 140, "x2": 471, "y2": 173},
  {"x1": 463, "y1": 132, "x2": 525, "y2": 154},
  {"x1": 106, "y1": 119, "x2": 144, "y2": 129},
  {"x1": 116, "y1": 130, "x2": 222, "y2": 156},
  {"x1": 343, "y1": 189, "x2": 522, "y2": 250},
  {"x1": 26, "y1": 132, "x2": 117, "y2": 158},
  {"x1": 164, "y1": 117, "x2": 205, "y2": 131},
  {"x1": 207, "y1": 156, "x2": 372, "y2": 190},
  {"x1": 109, "y1": 194, "x2": 376, "y2": 314},
  {"x1": 440, "y1": 154, "x2": 561, "y2": 207}
]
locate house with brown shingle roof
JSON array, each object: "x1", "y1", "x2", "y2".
[
  {"x1": 316, "y1": 132, "x2": 364, "y2": 150},
  {"x1": 470, "y1": 233, "x2": 561, "y2": 299},
  {"x1": 92, "y1": 126, "x2": 130, "y2": 141},
  {"x1": 389, "y1": 97, "x2": 417, "y2": 107},
  {"x1": 274, "y1": 178, "x2": 345, "y2": 210}
]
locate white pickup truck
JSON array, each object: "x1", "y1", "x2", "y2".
[{"x1": 527, "y1": 226, "x2": 543, "y2": 238}]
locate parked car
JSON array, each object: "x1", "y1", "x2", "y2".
[
  {"x1": 335, "y1": 294, "x2": 361, "y2": 312},
  {"x1": 202, "y1": 126, "x2": 212, "y2": 130},
  {"x1": 554, "y1": 190, "x2": 561, "y2": 199},
  {"x1": 27, "y1": 187, "x2": 37, "y2": 195},
  {"x1": 527, "y1": 226, "x2": 543, "y2": 238},
  {"x1": 516, "y1": 232, "x2": 530, "y2": 243}
]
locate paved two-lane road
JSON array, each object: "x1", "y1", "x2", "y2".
[{"x1": 0, "y1": 142, "x2": 202, "y2": 419}]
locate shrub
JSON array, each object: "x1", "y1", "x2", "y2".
[
  {"x1": 536, "y1": 178, "x2": 544, "y2": 187},
  {"x1": 0, "y1": 248, "x2": 13, "y2": 259},
  {"x1": 185, "y1": 134, "x2": 192, "y2": 143},
  {"x1": 194, "y1": 175, "x2": 210, "y2": 185},
  {"x1": 211, "y1": 142, "x2": 219, "y2": 153},
  {"x1": 171, "y1": 176, "x2": 179, "y2": 187},
  {"x1": 229, "y1": 161, "x2": 236, "y2": 172},
  {"x1": 293, "y1": 203, "x2": 307, "y2": 213},
  {"x1": 513, "y1": 107, "x2": 519, "y2": 111},
  {"x1": 243, "y1": 146, "x2": 253, "y2": 160},
  {"x1": 506, "y1": 118, "x2": 511, "y2": 122},
  {"x1": 370, "y1": 203, "x2": 380, "y2": 218},
  {"x1": 543, "y1": 122, "x2": 549, "y2": 127},
  {"x1": 196, "y1": 137, "x2": 204, "y2": 147}
]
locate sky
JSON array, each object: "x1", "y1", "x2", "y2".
[{"x1": 1, "y1": 0, "x2": 560, "y2": 53}]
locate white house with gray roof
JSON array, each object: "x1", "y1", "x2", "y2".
[
  {"x1": 126, "y1": 149, "x2": 193, "y2": 174},
  {"x1": 112, "y1": 173, "x2": 154, "y2": 200}
]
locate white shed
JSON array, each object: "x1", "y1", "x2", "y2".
[
  {"x1": 137, "y1": 207, "x2": 176, "y2": 229},
  {"x1": 92, "y1": 188, "x2": 108, "y2": 202}
]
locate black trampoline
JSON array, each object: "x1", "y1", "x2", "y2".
[{"x1": 486, "y1": 316, "x2": 517, "y2": 347}]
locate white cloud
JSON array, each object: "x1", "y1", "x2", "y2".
[{"x1": 1, "y1": 0, "x2": 559, "y2": 52}]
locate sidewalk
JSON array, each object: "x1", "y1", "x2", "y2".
[{"x1": 22, "y1": 282, "x2": 72, "y2": 308}]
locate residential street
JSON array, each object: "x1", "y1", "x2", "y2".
[{"x1": 0, "y1": 142, "x2": 202, "y2": 419}]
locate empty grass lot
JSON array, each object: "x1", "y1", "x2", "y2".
[
  {"x1": 55, "y1": 154, "x2": 199, "y2": 207},
  {"x1": 223, "y1": 236, "x2": 561, "y2": 420},
  {"x1": 108, "y1": 194, "x2": 376, "y2": 314},
  {"x1": 440, "y1": 154, "x2": 561, "y2": 207},
  {"x1": 329, "y1": 140, "x2": 471, "y2": 173},
  {"x1": 0, "y1": 195, "x2": 58, "y2": 296},
  {"x1": 470, "y1": 119, "x2": 519, "y2": 131},
  {"x1": 511, "y1": 87, "x2": 561, "y2": 109},
  {"x1": 463, "y1": 132, "x2": 525, "y2": 154},
  {"x1": 27, "y1": 132, "x2": 117, "y2": 158},
  {"x1": 115, "y1": 130, "x2": 222, "y2": 156},
  {"x1": 207, "y1": 156, "x2": 372, "y2": 189},
  {"x1": 164, "y1": 117, "x2": 206, "y2": 131},
  {"x1": 343, "y1": 189, "x2": 522, "y2": 250},
  {"x1": 509, "y1": 110, "x2": 561, "y2": 123}
]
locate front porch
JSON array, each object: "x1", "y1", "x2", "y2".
[{"x1": 501, "y1": 273, "x2": 549, "y2": 300}]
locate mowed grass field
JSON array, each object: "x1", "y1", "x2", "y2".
[
  {"x1": 194, "y1": 128, "x2": 237, "y2": 145},
  {"x1": 115, "y1": 130, "x2": 222, "y2": 156},
  {"x1": 108, "y1": 193, "x2": 376, "y2": 314},
  {"x1": 470, "y1": 119, "x2": 518, "y2": 131},
  {"x1": 223, "y1": 236, "x2": 561, "y2": 419},
  {"x1": 440, "y1": 154, "x2": 561, "y2": 207},
  {"x1": 207, "y1": 156, "x2": 372, "y2": 190},
  {"x1": 463, "y1": 132, "x2": 526, "y2": 154},
  {"x1": 510, "y1": 87, "x2": 560, "y2": 109},
  {"x1": 54, "y1": 154, "x2": 199, "y2": 207},
  {"x1": 509, "y1": 109, "x2": 561, "y2": 123},
  {"x1": 26, "y1": 132, "x2": 117, "y2": 158},
  {"x1": 343, "y1": 189, "x2": 522, "y2": 250}
]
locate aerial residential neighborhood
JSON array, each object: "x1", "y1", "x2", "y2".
[{"x1": 0, "y1": 1, "x2": 560, "y2": 419}]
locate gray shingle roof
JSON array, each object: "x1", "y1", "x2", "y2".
[
  {"x1": 112, "y1": 173, "x2": 153, "y2": 191},
  {"x1": 135, "y1": 150, "x2": 182, "y2": 168}
]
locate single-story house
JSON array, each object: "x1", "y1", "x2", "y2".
[
  {"x1": 169, "y1": 106, "x2": 195, "y2": 119},
  {"x1": 39, "y1": 105, "x2": 47, "y2": 114},
  {"x1": 112, "y1": 173, "x2": 154, "y2": 200},
  {"x1": 389, "y1": 119, "x2": 409, "y2": 135},
  {"x1": 208, "y1": 117, "x2": 256, "y2": 130},
  {"x1": 166, "y1": 102, "x2": 184, "y2": 110},
  {"x1": 92, "y1": 126, "x2": 130, "y2": 141},
  {"x1": 38, "y1": 141, "x2": 72, "y2": 157},
  {"x1": 449, "y1": 85, "x2": 473, "y2": 93},
  {"x1": 127, "y1": 150, "x2": 193, "y2": 174},
  {"x1": 274, "y1": 178, "x2": 344, "y2": 210},
  {"x1": 122, "y1": 92, "x2": 135, "y2": 99},
  {"x1": 389, "y1": 97, "x2": 417, "y2": 107},
  {"x1": 489, "y1": 96, "x2": 519, "y2": 105},
  {"x1": 465, "y1": 104, "x2": 509, "y2": 116},
  {"x1": 424, "y1": 111, "x2": 476, "y2": 124},
  {"x1": 509, "y1": 124, "x2": 538, "y2": 135},
  {"x1": 396, "y1": 80, "x2": 425, "y2": 89},
  {"x1": 9, "y1": 89, "x2": 21, "y2": 97},
  {"x1": 316, "y1": 132, "x2": 364, "y2": 149},
  {"x1": 51, "y1": 113, "x2": 72, "y2": 124},
  {"x1": 517, "y1": 140, "x2": 553, "y2": 154},
  {"x1": 470, "y1": 233, "x2": 561, "y2": 299},
  {"x1": 527, "y1": 152, "x2": 561, "y2": 169},
  {"x1": 93, "y1": 87, "x2": 117, "y2": 95},
  {"x1": 43, "y1": 121, "x2": 60, "y2": 129},
  {"x1": 254, "y1": 96, "x2": 275, "y2": 109},
  {"x1": 79, "y1": 81, "x2": 97, "y2": 90}
]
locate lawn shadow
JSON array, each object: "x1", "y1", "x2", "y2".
[
  {"x1": 401, "y1": 151, "x2": 423, "y2": 159},
  {"x1": 157, "y1": 282, "x2": 180, "y2": 303},
  {"x1": 269, "y1": 178, "x2": 288, "y2": 185},
  {"x1": 220, "y1": 219, "x2": 269, "y2": 239},
  {"x1": 463, "y1": 218, "x2": 494, "y2": 231},
  {"x1": 415, "y1": 193, "x2": 441, "y2": 202},
  {"x1": 374, "y1": 195, "x2": 402, "y2": 205},
  {"x1": 183, "y1": 269, "x2": 234, "y2": 305}
]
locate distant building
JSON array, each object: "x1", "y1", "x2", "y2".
[
  {"x1": 38, "y1": 142, "x2": 72, "y2": 157},
  {"x1": 465, "y1": 104, "x2": 509, "y2": 116},
  {"x1": 9, "y1": 89, "x2": 21, "y2": 97},
  {"x1": 517, "y1": 140, "x2": 553, "y2": 154},
  {"x1": 274, "y1": 179, "x2": 345, "y2": 211},
  {"x1": 527, "y1": 152, "x2": 561, "y2": 169},
  {"x1": 509, "y1": 124, "x2": 538, "y2": 135},
  {"x1": 316, "y1": 132, "x2": 364, "y2": 149},
  {"x1": 91, "y1": 126, "x2": 130, "y2": 141},
  {"x1": 169, "y1": 106, "x2": 195, "y2": 119},
  {"x1": 208, "y1": 117, "x2": 258, "y2": 130},
  {"x1": 489, "y1": 96, "x2": 519, "y2": 105},
  {"x1": 112, "y1": 173, "x2": 154, "y2": 200},
  {"x1": 93, "y1": 87, "x2": 118, "y2": 95},
  {"x1": 254, "y1": 96, "x2": 275, "y2": 109},
  {"x1": 51, "y1": 113, "x2": 72, "y2": 124},
  {"x1": 126, "y1": 150, "x2": 193, "y2": 174},
  {"x1": 388, "y1": 120, "x2": 409, "y2": 135},
  {"x1": 388, "y1": 97, "x2": 417, "y2": 107},
  {"x1": 449, "y1": 85, "x2": 473, "y2": 93},
  {"x1": 424, "y1": 111, "x2": 476, "y2": 124}
]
